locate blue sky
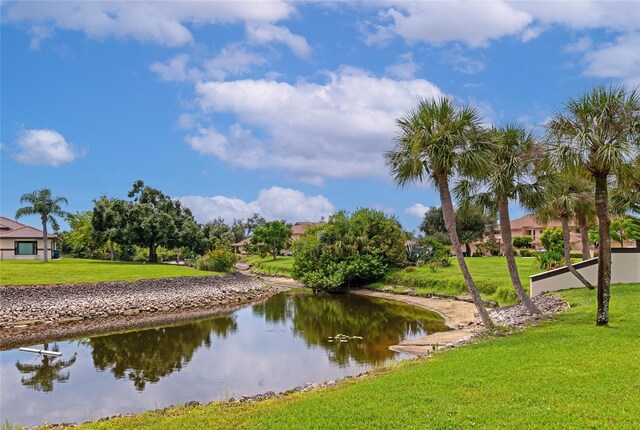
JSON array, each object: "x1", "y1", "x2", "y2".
[{"x1": 2, "y1": 1, "x2": 639, "y2": 233}]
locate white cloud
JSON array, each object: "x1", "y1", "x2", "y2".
[
  {"x1": 364, "y1": 1, "x2": 640, "y2": 49},
  {"x1": 189, "y1": 66, "x2": 442, "y2": 182},
  {"x1": 150, "y1": 54, "x2": 201, "y2": 82},
  {"x1": 386, "y1": 52, "x2": 419, "y2": 79},
  {"x1": 367, "y1": 1, "x2": 531, "y2": 48},
  {"x1": 246, "y1": 23, "x2": 311, "y2": 57},
  {"x1": 5, "y1": 1, "x2": 294, "y2": 47},
  {"x1": 582, "y1": 32, "x2": 640, "y2": 86},
  {"x1": 13, "y1": 129, "x2": 82, "y2": 167},
  {"x1": 440, "y1": 46, "x2": 486, "y2": 75},
  {"x1": 178, "y1": 186, "x2": 335, "y2": 224},
  {"x1": 564, "y1": 36, "x2": 593, "y2": 54},
  {"x1": 405, "y1": 203, "x2": 430, "y2": 218},
  {"x1": 204, "y1": 44, "x2": 267, "y2": 80}
]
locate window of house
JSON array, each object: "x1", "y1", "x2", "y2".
[{"x1": 15, "y1": 241, "x2": 37, "y2": 255}]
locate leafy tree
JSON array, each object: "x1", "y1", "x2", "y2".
[
  {"x1": 252, "y1": 220, "x2": 292, "y2": 260},
  {"x1": 92, "y1": 196, "x2": 130, "y2": 261},
  {"x1": 123, "y1": 180, "x2": 203, "y2": 263},
  {"x1": 292, "y1": 209, "x2": 407, "y2": 289},
  {"x1": 548, "y1": 85, "x2": 640, "y2": 325},
  {"x1": 419, "y1": 205, "x2": 494, "y2": 255},
  {"x1": 231, "y1": 219, "x2": 246, "y2": 243},
  {"x1": 540, "y1": 227, "x2": 564, "y2": 253},
  {"x1": 201, "y1": 218, "x2": 235, "y2": 251},
  {"x1": 244, "y1": 213, "x2": 266, "y2": 237},
  {"x1": 385, "y1": 97, "x2": 494, "y2": 328},
  {"x1": 64, "y1": 211, "x2": 104, "y2": 258},
  {"x1": 610, "y1": 216, "x2": 640, "y2": 247},
  {"x1": 15, "y1": 189, "x2": 68, "y2": 262},
  {"x1": 533, "y1": 171, "x2": 595, "y2": 288}
]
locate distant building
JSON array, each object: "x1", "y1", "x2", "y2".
[
  {"x1": 507, "y1": 214, "x2": 582, "y2": 252},
  {"x1": 0, "y1": 216, "x2": 59, "y2": 260},
  {"x1": 291, "y1": 222, "x2": 324, "y2": 242}
]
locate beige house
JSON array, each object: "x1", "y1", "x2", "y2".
[
  {"x1": 0, "y1": 216, "x2": 58, "y2": 260},
  {"x1": 291, "y1": 222, "x2": 323, "y2": 241},
  {"x1": 508, "y1": 214, "x2": 583, "y2": 252}
]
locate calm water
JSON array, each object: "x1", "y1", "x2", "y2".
[{"x1": 0, "y1": 290, "x2": 448, "y2": 427}]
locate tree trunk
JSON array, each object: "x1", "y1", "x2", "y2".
[
  {"x1": 497, "y1": 198, "x2": 540, "y2": 314},
  {"x1": 560, "y1": 216, "x2": 594, "y2": 289},
  {"x1": 594, "y1": 173, "x2": 611, "y2": 326},
  {"x1": 465, "y1": 243, "x2": 471, "y2": 257},
  {"x1": 577, "y1": 215, "x2": 591, "y2": 260},
  {"x1": 149, "y1": 243, "x2": 158, "y2": 263},
  {"x1": 109, "y1": 239, "x2": 115, "y2": 261},
  {"x1": 436, "y1": 175, "x2": 493, "y2": 329},
  {"x1": 41, "y1": 216, "x2": 49, "y2": 263}
]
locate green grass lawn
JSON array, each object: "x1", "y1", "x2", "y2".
[
  {"x1": 0, "y1": 258, "x2": 219, "y2": 286},
  {"x1": 379, "y1": 256, "x2": 543, "y2": 305},
  {"x1": 76, "y1": 283, "x2": 640, "y2": 430},
  {"x1": 241, "y1": 255, "x2": 294, "y2": 277}
]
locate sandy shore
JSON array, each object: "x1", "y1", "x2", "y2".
[{"x1": 351, "y1": 289, "x2": 482, "y2": 355}]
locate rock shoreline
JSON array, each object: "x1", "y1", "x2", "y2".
[{"x1": 0, "y1": 272, "x2": 278, "y2": 349}]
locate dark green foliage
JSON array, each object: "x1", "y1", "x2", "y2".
[
  {"x1": 610, "y1": 216, "x2": 640, "y2": 247},
  {"x1": 519, "y1": 249, "x2": 535, "y2": 257},
  {"x1": 419, "y1": 206, "x2": 494, "y2": 251},
  {"x1": 201, "y1": 218, "x2": 235, "y2": 251},
  {"x1": 251, "y1": 220, "x2": 292, "y2": 259},
  {"x1": 116, "y1": 181, "x2": 204, "y2": 263},
  {"x1": 193, "y1": 249, "x2": 237, "y2": 272},
  {"x1": 512, "y1": 235, "x2": 533, "y2": 248},
  {"x1": 535, "y1": 249, "x2": 565, "y2": 270},
  {"x1": 292, "y1": 209, "x2": 407, "y2": 290}
]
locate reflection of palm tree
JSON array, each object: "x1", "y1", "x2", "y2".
[{"x1": 15, "y1": 343, "x2": 77, "y2": 392}]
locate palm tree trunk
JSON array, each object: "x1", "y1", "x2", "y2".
[
  {"x1": 41, "y1": 216, "x2": 49, "y2": 263},
  {"x1": 560, "y1": 216, "x2": 593, "y2": 289},
  {"x1": 497, "y1": 198, "x2": 540, "y2": 314},
  {"x1": 577, "y1": 215, "x2": 591, "y2": 260},
  {"x1": 594, "y1": 173, "x2": 611, "y2": 326},
  {"x1": 436, "y1": 175, "x2": 493, "y2": 329}
]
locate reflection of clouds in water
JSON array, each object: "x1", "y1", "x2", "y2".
[{"x1": 2, "y1": 293, "x2": 445, "y2": 427}]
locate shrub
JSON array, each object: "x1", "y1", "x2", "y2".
[
  {"x1": 570, "y1": 252, "x2": 582, "y2": 259},
  {"x1": 519, "y1": 249, "x2": 534, "y2": 257},
  {"x1": 494, "y1": 285, "x2": 519, "y2": 304},
  {"x1": 194, "y1": 249, "x2": 237, "y2": 272},
  {"x1": 535, "y1": 249, "x2": 564, "y2": 270},
  {"x1": 540, "y1": 227, "x2": 564, "y2": 253},
  {"x1": 512, "y1": 236, "x2": 533, "y2": 248},
  {"x1": 428, "y1": 256, "x2": 451, "y2": 272}
]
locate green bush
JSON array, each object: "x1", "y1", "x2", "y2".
[
  {"x1": 428, "y1": 256, "x2": 451, "y2": 272},
  {"x1": 494, "y1": 285, "x2": 519, "y2": 304},
  {"x1": 512, "y1": 236, "x2": 533, "y2": 248},
  {"x1": 519, "y1": 249, "x2": 534, "y2": 257},
  {"x1": 540, "y1": 227, "x2": 564, "y2": 253},
  {"x1": 194, "y1": 249, "x2": 237, "y2": 272},
  {"x1": 570, "y1": 252, "x2": 582, "y2": 259},
  {"x1": 535, "y1": 249, "x2": 564, "y2": 270}
]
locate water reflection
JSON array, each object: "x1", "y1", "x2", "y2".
[
  {"x1": 256, "y1": 291, "x2": 449, "y2": 366},
  {"x1": 89, "y1": 315, "x2": 237, "y2": 390},
  {"x1": 15, "y1": 343, "x2": 77, "y2": 392}
]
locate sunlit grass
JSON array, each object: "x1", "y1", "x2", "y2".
[
  {"x1": 241, "y1": 255, "x2": 294, "y2": 277},
  {"x1": 0, "y1": 258, "x2": 219, "y2": 286}
]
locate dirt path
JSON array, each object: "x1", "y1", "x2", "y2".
[{"x1": 351, "y1": 289, "x2": 483, "y2": 355}]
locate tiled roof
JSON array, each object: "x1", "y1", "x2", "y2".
[
  {"x1": 509, "y1": 214, "x2": 575, "y2": 230},
  {"x1": 292, "y1": 222, "x2": 323, "y2": 236},
  {"x1": 0, "y1": 216, "x2": 58, "y2": 239}
]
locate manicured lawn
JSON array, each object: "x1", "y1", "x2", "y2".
[
  {"x1": 380, "y1": 256, "x2": 543, "y2": 305},
  {"x1": 0, "y1": 258, "x2": 219, "y2": 286},
  {"x1": 78, "y1": 284, "x2": 640, "y2": 429},
  {"x1": 242, "y1": 255, "x2": 294, "y2": 277}
]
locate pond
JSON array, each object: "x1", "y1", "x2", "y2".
[{"x1": 0, "y1": 290, "x2": 449, "y2": 427}]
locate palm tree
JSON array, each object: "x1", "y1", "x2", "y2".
[
  {"x1": 534, "y1": 171, "x2": 595, "y2": 289},
  {"x1": 15, "y1": 189, "x2": 68, "y2": 262},
  {"x1": 456, "y1": 124, "x2": 541, "y2": 315},
  {"x1": 547, "y1": 85, "x2": 640, "y2": 326},
  {"x1": 385, "y1": 97, "x2": 494, "y2": 329},
  {"x1": 15, "y1": 343, "x2": 77, "y2": 392}
]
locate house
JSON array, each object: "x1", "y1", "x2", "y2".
[
  {"x1": 508, "y1": 214, "x2": 583, "y2": 252},
  {"x1": 291, "y1": 222, "x2": 323, "y2": 242},
  {"x1": 0, "y1": 216, "x2": 59, "y2": 260}
]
